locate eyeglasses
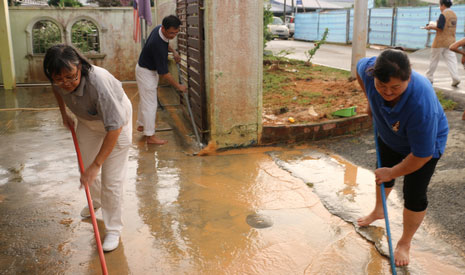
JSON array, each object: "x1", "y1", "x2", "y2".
[{"x1": 52, "y1": 68, "x2": 80, "y2": 86}]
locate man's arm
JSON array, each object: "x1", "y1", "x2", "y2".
[
  {"x1": 425, "y1": 15, "x2": 445, "y2": 32},
  {"x1": 449, "y1": 38, "x2": 465, "y2": 56},
  {"x1": 160, "y1": 73, "x2": 187, "y2": 93},
  {"x1": 168, "y1": 44, "x2": 181, "y2": 63},
  {"x1": 425, "y1": 25, "x2": 441, "y2": 31}
]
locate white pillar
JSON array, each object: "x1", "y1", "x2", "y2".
[
  {"x1": 205, "y1": 1, "x2": 263, "y2": 148},
  {"x1": 0, "y1": 0, "x2": 16, "y2": 89},
  {"x1": 156, "y1": 0, "x2": 175, "y2": 25},
  {"x1": 351, "y1": 0, "x2": 368, "y2": 78}
]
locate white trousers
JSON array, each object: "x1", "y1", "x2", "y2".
[
  {"x1": 76, "y1": 95, "x2": 132, "y2": 235},
  {"x1": 136, "y1": 64, "x2": 159, "y2": 136},
  {"x1": 426, "y1": 47, "x2": 460, "y2": 83}
]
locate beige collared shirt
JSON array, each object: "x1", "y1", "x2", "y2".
[{"x1": 55, "y1": 65, "x2": 129, "y2": 131}]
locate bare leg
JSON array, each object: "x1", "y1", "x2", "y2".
[
  {"x1": 357, "y1": 185, "x2": 393, "y2": 226},
  {"x1": 462, "y1": 110, "x2": 465, "y2": 121},
  {"x1": 146, "y1": 135, "x2": 168, "y2": 145},
  {"x1": 137, "y1": 126, "x2": 144, "y2": 132},
  {"x1": 395, "y1": 208, "x2": 426, "y2": 267}
]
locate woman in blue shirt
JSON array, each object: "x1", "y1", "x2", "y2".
[{"x1": 356, "y1": 49, "x2": 448, "y2": 267}]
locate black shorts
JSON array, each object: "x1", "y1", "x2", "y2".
[{"x1": 377, "y1": 137, "x2": 440, "y2": 212}]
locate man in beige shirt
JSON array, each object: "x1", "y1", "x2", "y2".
[{"x1": 425, "y1": 0, "x2": 460, "y2": 87}]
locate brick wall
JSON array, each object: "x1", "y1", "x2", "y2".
[{"x1": 260, "y1": 114, "x2": 372, "y2": 144}]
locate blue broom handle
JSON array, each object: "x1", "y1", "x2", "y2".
[{"x1": 373, "y1": 123, "x2": 397, "y2": 275}]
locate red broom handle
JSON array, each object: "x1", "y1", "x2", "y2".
[{"x1": 70, "y1": 127, "x2": 108, "y2": 275}]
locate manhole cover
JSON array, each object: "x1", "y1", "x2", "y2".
[{"x1": 246, "y1": 213, "x2": 273, "y2": 229}]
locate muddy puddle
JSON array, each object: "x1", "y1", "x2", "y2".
[{"x1": 269, "y1": 149, "x2": 465, "y2": 274}]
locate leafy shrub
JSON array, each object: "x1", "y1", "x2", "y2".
[
  {"x1": 8, "y1": 0, "x2": 21, "y2": 6},
  {"x1": 32, "y1": 21, "x2": 62, "y2": 54},
  {"x1": 72, "y1": 20, "x2": 100, "y2": 53},
  {"x1": 263, "y1": 4, "x2": 273, "y2": 49},
  {"x1": 48, "y1": 0, "x2": 83, "y2": 7}
]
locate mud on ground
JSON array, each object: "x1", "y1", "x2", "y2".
[{"x1": 263, "y1": 60, "x2": 367, "y2": 125}]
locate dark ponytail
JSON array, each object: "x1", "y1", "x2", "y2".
[{"x1": 368, "y1": 49, "x2": 411, "y2": 83}]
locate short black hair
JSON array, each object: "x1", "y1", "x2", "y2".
[
  {"x1": 369, "y1": 49, "x2": 411, "y2": 83},
  {"x1": 440, "y1": 0, "x2": 452, "y2": 8},
  {"x1": 43, "y1": 44, "x2": 92, "y2": 82},
  {"x1": 162, "y1": 15, "x2": 181, "y2": 30}
]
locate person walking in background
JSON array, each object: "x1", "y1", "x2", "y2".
[
  {"x1": 44, "y1": 45, "x2": 133, "y2": 252},
  {"x1": 136, "y1": 15, "x2": 187, "y2": 145},
  {"x1": 449, "y1": 37, "x2": 465, "y2": 120},
  {"x1": 425, "y1": 0, "x2": 460, "y2": 87},
  {"x1": 356, "y1": 50, "x2": 448, "y2": 267}
]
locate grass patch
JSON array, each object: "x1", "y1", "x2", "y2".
[
  {"x1": 436, "y1": 91, "x2": 458, "y2": 111},
  {"x1": 263, "y1": 72, "x2": 289, "y2": 94}
]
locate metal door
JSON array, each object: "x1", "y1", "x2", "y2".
[{"x1": 176, "y1": 0, "x2": 208, "y2": 143}]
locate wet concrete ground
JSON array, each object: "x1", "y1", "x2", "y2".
[
  {"x1": 0, "y1": 84, "x2": 464, "y2": 274},
  {"x1": 311, "y1": 111, "x2": 465, "y2": 262}
]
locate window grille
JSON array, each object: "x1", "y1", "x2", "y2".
[
  {"x1": 71, "y1": 20, "x2": 100, "y2": 53},
  {"x1": 32, "y1": 20, "x2": 61, "y2": 54}
]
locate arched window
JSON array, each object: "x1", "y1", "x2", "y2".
[
  {"x1": 32, "y1": 20, "x2": 62, "y2": 54},
  {"x1": 71, "y1": 19, "x2": 100, "y2": 53}
]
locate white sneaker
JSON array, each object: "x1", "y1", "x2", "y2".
[
  {"x1": 80, "y1": 205, "x2": 100, "y2": 218},
  {"x1": 102, "y1": 233, "x2": 120, "y2": 252}
]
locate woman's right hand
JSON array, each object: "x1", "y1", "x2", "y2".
[{"x1": 62, "y1": 114, "x2": 75, "y2": 130}]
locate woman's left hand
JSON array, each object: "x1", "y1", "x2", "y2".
[
  {"x1": 374, "y1": 167, "x2": 394, "y2": 185},
  {"x1": 80, "y1": 163, "x2": 100, "y2": 188}
]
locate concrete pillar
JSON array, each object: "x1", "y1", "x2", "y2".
[
  {"x1": 0, "y1": 0, "x2": 16, "y2": 89},
  {"x1": 350, "y1": 0, "x2": 368, "y2": 78},
  {"x1": 156, "y1": 0, "x2": 176, "y2": 25},
  {"x1": 204, "y1": 1, "x2": 263, "y2": 148}
]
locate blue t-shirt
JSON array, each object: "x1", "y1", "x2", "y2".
[
  {"x1": 357, "y1": 57, "x2": 448, "y2": 158},
  {"x1": 138, "y1": 25, "x2": 169, "y2": 74}
]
